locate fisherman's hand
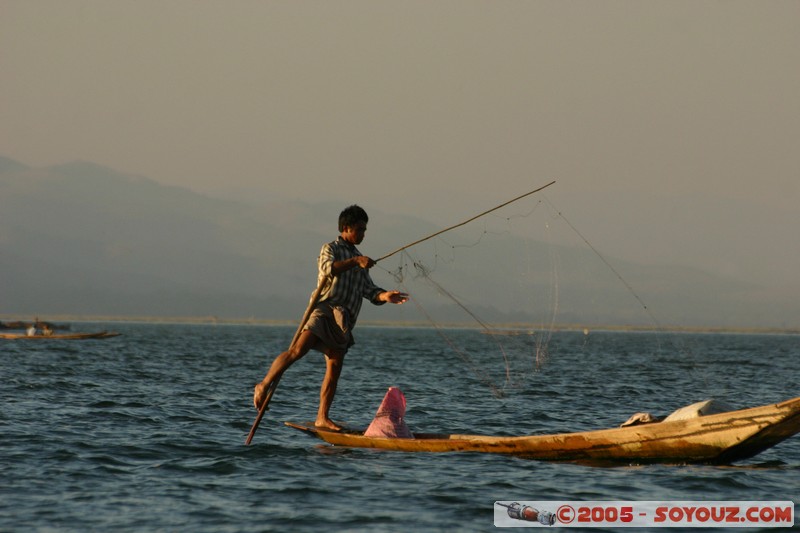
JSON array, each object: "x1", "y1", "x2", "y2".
[
  {"x1": 354, "y1": 256, "x2": 375, "y2": 269},
  {"x1": 381, "y1": 290, "x2": 409, "y2": 304},
  {"x1": 332, "y1": 256, "x2": 375, "y2": 275}
]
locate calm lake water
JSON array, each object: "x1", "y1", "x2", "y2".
[{"x1": 1, "y1": 323, "x2": 798, "y2": 532}]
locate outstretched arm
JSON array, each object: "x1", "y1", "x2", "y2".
[{"x1": 378, "y1": 290, "x2": 409, "y2": 304}]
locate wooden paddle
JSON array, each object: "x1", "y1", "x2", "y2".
[
  {"x1": 244, "y1": 376, "x2": 282, "y2": 445},
  {"x1": 245, "y1": 279, "x2": 327, "y2": 445}
]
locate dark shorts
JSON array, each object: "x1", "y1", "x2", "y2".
[{"x1": 304, "y1": 303, "x2": 354, "y2": 353}]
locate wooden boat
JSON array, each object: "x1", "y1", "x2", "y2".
[
  {"x1": 285, "y1": 395, "x2": 800, "y2": 464},
  {"x1": 0, "y1": 331, "x2": 120, "y2": 340}
]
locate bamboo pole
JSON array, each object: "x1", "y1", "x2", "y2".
[{"x1": 376, "y1": 180, "x2": 555, "y2": 263}]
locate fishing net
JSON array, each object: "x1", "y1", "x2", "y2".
[
  {"x1": 375, "y1": 197, "x2": 548, "y2": 396},
  {"x1": 374, "y1": 192, "x2": 658, "y2": 398},
  {"x1": 363, "y1": 386, "x2": 414, "y2": 438}
]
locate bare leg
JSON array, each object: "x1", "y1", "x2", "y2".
[
  {"x1": 315, "y1": 350, "x2": 345, "y2": 430},
  {"x1": 253, "y1": 330, "x2": 318, "y2": 409}
]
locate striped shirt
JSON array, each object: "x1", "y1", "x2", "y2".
[{"x1": 316, "y1": 237, "x2": 385, "y2": 325}]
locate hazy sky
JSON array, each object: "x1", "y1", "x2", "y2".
[{"x1": 2, "y1": 1, "x2": 799, "y2": 285}]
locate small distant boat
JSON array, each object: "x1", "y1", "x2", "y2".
[
  {"x1": 286, "y1": 395, "x2": 800, "y2": 464},
  {"x1": 0, "y1": 331, "x2": 120, "y2": 340}
]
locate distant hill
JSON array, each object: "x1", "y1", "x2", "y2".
[
  {"x1": 1, "y1": 156, "x2": 798, "y2": 329},
  {"x1": 0, "y1": 157, "x2": 438, "y2": 320}
]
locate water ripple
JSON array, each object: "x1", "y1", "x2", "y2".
[{"x1": 2, "y1": 324, "x2": 799, "y2": 531}]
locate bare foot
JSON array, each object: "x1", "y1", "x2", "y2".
[
  {"x1": 253, "y1": 381, "x2": 269, "y2": 410},
  {"x1": 314, "y1": 418, "x2": 343, "y2": 431}
]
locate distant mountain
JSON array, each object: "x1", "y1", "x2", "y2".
[
  {"x1": 0, "y1": 158, "x2": 438, "y2": 320},
  {"x1": 0, "y1": 155, "x2": 28, "y2": 174},
  {"x1": 1, "y1": 156, "x2": 797, "y2": 329}
]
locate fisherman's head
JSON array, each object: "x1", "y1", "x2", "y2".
[
  {"x1": 339, "y1": 205, "x2": 368, "y2": 231},
  {"x1": 339, "y1": 205, "x2": 369, "y2": 245}
]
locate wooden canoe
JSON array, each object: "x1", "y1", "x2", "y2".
[
  {"x1": 0, "y1": 331, "x2": 120, "y2": 340},
  {"x1": 285, "y1": 395, "x2": 800, "y2": 464}
]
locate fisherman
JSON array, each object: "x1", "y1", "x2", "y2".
[
  {"x1": 253, "y1": 205, "x2": 408, "y2": 430},
  {"x1": 25, "y1": 317, "x2": 42, "y2": 336}
]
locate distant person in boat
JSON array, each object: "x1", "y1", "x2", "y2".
[
  {"x1": 42, "y1": 324, "x2": 53, "y2": 336},
  {"x1": 253, "y1": 205, "x2": 409, "y2": 430},
  {"x1": 27, "y1": 318, "x2": 42, "y2": 336}
]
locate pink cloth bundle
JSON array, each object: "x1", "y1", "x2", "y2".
[{"x1": 363, "y1": 387, "x2": 414, "y2": 439}]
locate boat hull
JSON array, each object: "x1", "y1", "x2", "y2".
[
  {"x1": 286, "y1": 396, "x2": 800, "y2": 464},
  {"x1": 0, "y1": 331, "x2": 120, "y2": 340}
]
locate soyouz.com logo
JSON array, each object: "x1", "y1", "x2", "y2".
[{"x1": 494, "y1": 501, "x2": 795, "y2": 528}]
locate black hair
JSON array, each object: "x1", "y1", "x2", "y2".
[{"x1": 338, "y1": 205, "x2": 369, "y2": 232}]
